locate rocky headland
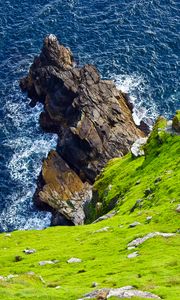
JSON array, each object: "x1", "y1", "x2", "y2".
[{"x1": 20, "y1": 34, "x2": 145, "y2": 226}]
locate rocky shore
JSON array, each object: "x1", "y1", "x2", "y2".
[{"x1": 20, "y1": 34, "x2": 145, "y2": 226}]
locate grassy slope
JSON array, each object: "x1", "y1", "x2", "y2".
[{"x1": 0, "y1": 119, "x2": 179, "y2": 300}]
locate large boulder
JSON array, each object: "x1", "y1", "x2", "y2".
[{"x1": 20, "y1": 35, "x2": 145, "y2": 224}]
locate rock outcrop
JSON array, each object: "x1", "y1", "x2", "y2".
[{"x1": 20, "y1": 34, "x2": 144, "y2": 225}]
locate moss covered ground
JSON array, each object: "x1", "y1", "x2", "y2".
[{"x1": 0, "y1": 120, "x2": 179, "y2": 300}]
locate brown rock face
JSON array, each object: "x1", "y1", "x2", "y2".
[
  {"x1": 35, "y1": 150, "x2": 92, "y2": 225},
  {"x1": 20, "y1": 35, "x2": 144, "y2": 225}
]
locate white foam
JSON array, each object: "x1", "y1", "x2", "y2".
[
  {"x1": 1, "y1": 88, "x2": 57, "y2": 231},
  {"x1": 112, "y1": 73, "x2": 158, "y2": 126}
]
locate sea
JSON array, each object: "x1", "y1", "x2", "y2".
[{"x1": 0, "y1": 0, "x2": 179, "y2": 232}]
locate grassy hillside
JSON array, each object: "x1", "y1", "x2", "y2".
[{"x1": 0, "y1": 118, "x2": 179, "y2": 300}]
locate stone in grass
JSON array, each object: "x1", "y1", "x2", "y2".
[
  {"x1": 23, "y1": 249, "x2": 36, "y2": 254},
  {"x1": 129, "y1": 221, "x2": 141, "y2": 228},
  {"x1": 39, "y1": 260, "x2": 59, "y2": 266},
  {"x1": 131, "y1": 137, "x2": 148, "y2": 157},
  {"x1": 94, "y1": 227, "x2": 110, "y2": 233},
  {"x1": 128, "y1": 232, "x2": 175, "y2": 248},
  {"x1": 91, "y1": 282, "x2": 98, "y2": 288},
  {"x1": 127, "y1": 251, "x2": 139, "y2": 259},
  {"x1": 176, "y1": 204, "x2": 180, "y2": 213},
  {"x1": 78, "y1": 286, "x2": 161, "y2": 299},
  {"x1": 144, "y1": 188, "x2": 153, "y2": 197},
  {"x1": 127, "y1": 246, "x2": 136, "y2": 250},
  {"x1": 4, "y1": 233, "x2": 11, "y2": 237},
  {"x1": 146, "y1": 216, "x2": 152, "y2": 222},
  {"x1": 14, "y1": 256, "x2": 23, "y2": 262},
  {"x1": 67, "y1": 257, "x2": 82, "y2": 263}
]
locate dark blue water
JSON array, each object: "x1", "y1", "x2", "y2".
[{"x1": 0, "y1": 0, "x2": 179, "y2": 231}]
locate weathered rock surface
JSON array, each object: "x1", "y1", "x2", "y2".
[
  {"x1": 34, "y1": 150, "x2": 92, "y2": 225},
  {"x1": 78, "y1": 286, "x2": 161, "y2": 299},
  {"x1": 128, "y1": 232, "x2": 175, "y2": 248},
  {"x1": 131, "y1": 137, "x2": 148, "y2": 157},
  {"x1": 20, "y1": 35, "x2": 144, "y2": 224}
]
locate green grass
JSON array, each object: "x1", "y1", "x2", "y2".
[{"x1": 0, "y1": 120, "x2": 180, "y2": 300}]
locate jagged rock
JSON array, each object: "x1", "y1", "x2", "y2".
[
  {"x1": 34, "y1": 150, "x2": 92, "y2": 225},
  {"x1": 78, "y1": 286, "x2": 161, "y2": 299},
  {"x1": 128, "y1": 232, "x2": 175, "y2": 248},
  {"x1": 67, "y1": 258, "x2": 82, "y2": 263},
  {"x1": 131, "y1": 137, "x2": 148, "y2": 157},
  {"x1": 20, "y1": 35, "x2": 144, "y2": 223}
]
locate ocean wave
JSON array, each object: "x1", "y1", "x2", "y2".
[{"x1": 112, "y1": 73, "x2": 158, "y2": 126}]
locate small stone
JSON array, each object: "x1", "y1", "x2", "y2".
[
  {"x1": 146, "y1": 216, "x2": 152, "y2": 222},
  {"x1": 127, "y1": 246, "x2": 136, "y2": 250},
  {"x1": 127, "y1": 251, "x2": 139, "y2": 258},
  {"x1": 67, "y1": 258, "x2": 82, "y2": 263},
  {"x1": 39, "y1": 260, "x2": 59, "y2": 266},
  {"x1": 144, "y1": 188, "x2": 153, "y2": 197},
  {"x1": 130, "y1": 199, "x2": 143, "y2": 213},
  {"x1": 129, "y1": 221, "x2": 141, "y2": 228},
  {"x1": 23, "y1": 249, "x2": 36, "y2": 254},
  {"x1": 14, "y1": 256, "x2": 22, "y2": 262},
  {"x1": 91, "y1": 282, "x2": 98, "y2": 288},
  {"x1": 26, "y1": 271, "x2": 35, "y2": 276},
  {"x1": 135, "y1": 180, "x2": 141, "y2": 185},
  {"x1": 176, "y1": 204, "x2": 180, "y2": 213},
  {"x1": 93, "y1": 211, "x2": 116, "y2": 223},
  {"x1": 94, "y1": 227, "x2": 110, "y2": 233},
  {"x1": 5, "y1": 233, "x2": 11, "y2": 237}
]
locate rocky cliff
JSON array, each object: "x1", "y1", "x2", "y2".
[{"x1": 20, "y1": 34, "x2": 144, "y2": 225}]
